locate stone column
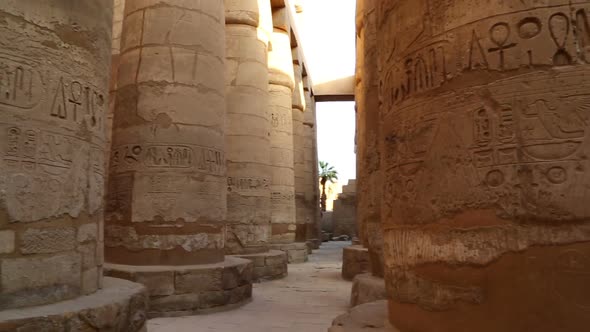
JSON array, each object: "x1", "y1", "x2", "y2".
[
  {"x1": 292, "y1": 48, "x2": 308, "y2": 244},
  {"x1": 303, "y1": 76, "x2": 322, "y2": 249},
  {"x1": 267, "y1": 6, "x2": 308, "y2": 264},
  {"x1": 345, "y1": 0, "x2": 387, "y2": 310},
  {"x1": 104, "y1": 0, "x2": 252, "y2": 317},
  {"x1": 377, "y1": 1, "x2": 590, "y2": 331},
  {"x1": 0, "y1": 1, "x2": 146, "y2": 330},
  {"x1": 107, "y1": 0, "x2": 126, "y2": 172},
  {"x1": 225, "y1": 0, "x2": 288, "y2": 281}
]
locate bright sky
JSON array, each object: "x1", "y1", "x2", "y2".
[{"x1": 316, "y1": 101, "x2": 356, "y2": 183}]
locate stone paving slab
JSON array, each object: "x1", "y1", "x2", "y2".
[{"x1": 148, "y1": 242, "x2": 352, "y2": 332}]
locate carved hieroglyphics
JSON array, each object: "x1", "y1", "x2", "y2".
[
  {"x1": 0, "y1": 0, "x2": 147, "y2": 330},
  {"x1": 224, "y1": 0, "x2": 288, "y2": 281},
  {"x1": 376, "y1": 0, "x2": 590, "y2": 331},
  {"x1": 103, "y1": 0, "x2": 253, "y2": 317},
  {"x1": 267, "y1": 3, "x2": 309, "y2": 264}
]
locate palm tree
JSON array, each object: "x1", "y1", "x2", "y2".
[{"x1": 319, "y1": 161, "x2": 338, "y2": 211}]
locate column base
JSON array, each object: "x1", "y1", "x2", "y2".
[
  {"x1": 268, "y1": 242, "x2": 309, "y2": 263},
  {"x1": 104, "y1": 256, "x2": 253, "y2": 318},
  {"x1": 0, "y1": 277, "x2": 148, "y2": 332},
  {"x1": 233, "y1": 250, "x2": 288, "y2": 281},
  {"x1": 342, "y1": 245, "x2": 371, "y2": 280},
  {"x1": 307, "y1": 238, "x2": 322, "y2": 250},
  {"x1": 351, "y1": 273, "x2": 387, "y2": 307},
  {"x1": 329, "y1": 301, "x2": 400, "y2": 332}
]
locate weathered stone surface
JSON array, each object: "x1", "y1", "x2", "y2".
[
  {"x1": 20, "y1": 227, "x2": 76, "y2": 254},
  {"x1": 375, "y1": 0, "x2": 590, "y2": 331},
  {"x1": 356, "y1": 0, "x2": 384, "y2": 279},
  {"x1": 135, "y1": 272, "x2": 175, "y2": 297},
  {"x1": 78, "y1": 223, "x2": 98, "y2": 243},
  {"x1": 269, "y1": 23, "x2": 297, "y2": 245},
  {"x1": 342, "y1": 245, "x2": 371, "y2": 281},
  {"x1": 329, "y1": 301, "x2": 398, "y2": 332},
  {"x1": 0, "y1": 231, "x2": 15, "y2": 254},
  {"x1": 104, "y1": 257, "x2": 253, "y2": 318},
  {"x1": 105, "y1": 0, "x2": 228, "y2": 266},
  {"x1": 225, "y1": 0, "x2": 273, "y2": 255},
  {"x1": 0, "y1": 253, "x2": 81, "y2": 309},
  {"x1": 176, "y1": 268, "x2": 224, "y2": 294},
  {"x1": 350, "y1": 273, "x2": 387, "y2": 308},
  {"x1": 0, "y1": 0, "x2": 110, "y2": 309},
  {"x1": 269, "y1": 243, "x2": 308, "y2": 264},
  {"x1": 0, "y1": 277, "x2": 147, "y2": 332},
  {"x1": 332, "y1": 180, "x2": 357, "y2": 238},
  {"x1": 234, "y1": 250, "x2": 288, "y2": 281}
]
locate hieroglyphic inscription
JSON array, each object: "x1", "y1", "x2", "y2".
[
  {"x1": 0, "y1": 58, "x2": 43, "y2": 109},
  {"x1": 110, "y1": 144, "x2": 225, "y2": 175},
  {"x1": 271, "y1": 191, "x2": 294, "y2": 201},
  {"x1": 50, "y1": 77, "x2": 105, "y2": 132},
  {"x1": 382, "y1": 5, "x2": 590, "y2": 112},
  {"x1": 227, "y1": 177, "x2": 270, "y2": 192},
  {"x1": 2, "y1": 126, "x2": 104, "y2": 176},
  {"x1": 271, "y1": 112, "x2": 291, "y2": 130}
]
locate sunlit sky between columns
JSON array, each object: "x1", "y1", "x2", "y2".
[{"x1": 316, "y1": 102, "x2": 357, "y2": 184}]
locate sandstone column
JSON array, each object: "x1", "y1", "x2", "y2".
[
  {"x1": 346, "y1": 0, "x2": 387, "y2": 308},
  {"x1": 0, "y1": 1, "x2": 146, "y2": 330},
  {"x1": 303, "y1": 75, "x2": 322, "y2": 249},
  {"x1": 225, "y1": 0, "x2": 288, "y2": 281},
  {"x1": 106, "y1": 0, "x2": 126, "y2": 173},
  {"x1": 292, "y1": 47, "x2": 308, "y2": 244},
  {"x1": 104, "y1": 0, "x2": 252, "y2": 317},
  {"x1": 268, "y1": 6, "x2": 308, "y2": 263},
  {"x1": 377, "y1": 1, "x2": 590, "y2": 331}
]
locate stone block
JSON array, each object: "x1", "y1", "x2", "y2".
[
  {"x1": 150, "y1": 293, "x2": 200, "y2": 313},
  {"x1": 342, "y1": 245, "x2": 371, "y2": 280},
  {"x1": 198, "y1": 290, "x2": 230, "y2": 309},
  {"x1": 78, "y1": 223, "x2": 98, "y2": 243},
  {"x1": 0, "y1": 230, "x2": 15, "y2": 254},
  {"x1": 175, "y1": 267, "x2": 223, "y2": 294},
  {"x1": 81, "y1": 268, "x2": 99, "y2": 295},
  {"x1": 1, "y1": 252, "x2": 81, "y2": 295},
  {"x1": 135, "y1": 271, "x2": 175, "y2": 296},
  {"x1": 350, "y1": 274, "x2": 387, "y2": 308},
  {"x1": 265, "y1": 250, "x2": 287, "y2": 266},
  {"x1": 0, "y1": 278, "x2": 147, "y2": 332},
  {"x1": 228, "y1": 284, "x2": 252, "y2": 304},
  {"x1": 287, "y1": 248, "x2": 308, "y2": 263},
  {"x1": 78, "y1": 243, "x2": 97, "y2": 269},
  {"x1": 222, "y1": 261, "x2": 253, "y2": 290},
  {"x1": 20, "y1": 227, "x2": 76, "y2": 254},
  {"x1": 329, "y1": 301, "x2": 397, "y2": 332}
]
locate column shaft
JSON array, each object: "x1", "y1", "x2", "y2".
[
  {"x1": 377, "y1": 1, "x2": 590, "y2": 330},
  {"x1": 0, "y1": 0, "x2": 112, "y2": 309}
]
